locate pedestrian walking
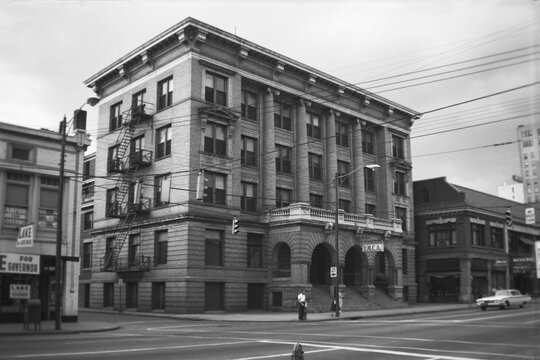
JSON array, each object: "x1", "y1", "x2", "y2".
[{"x1": 297, "y1": 290, "x2": 307, "y2": 320}]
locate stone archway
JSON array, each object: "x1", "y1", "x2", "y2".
[
  {"x1": 343, "y1": 246, "x2": 366, "y2": 286},
  {"x1": 310, "y1": 243, "x2": 333, "y2": 285},
  {"x1": 374, "y1": 249, "x2": 395, "y2": 292}
]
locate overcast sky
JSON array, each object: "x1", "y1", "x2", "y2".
[{"x1": 1, "y1": 0, "x2": 538, "y2": 197}]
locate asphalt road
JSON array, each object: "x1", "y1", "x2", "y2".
[{"x1": 0, "y1": 304, "x2": 538, "y2": 360}]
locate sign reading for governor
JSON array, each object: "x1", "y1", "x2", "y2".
[{"x1": 0, "y1": 253, "x2": 40, "y2": 275}]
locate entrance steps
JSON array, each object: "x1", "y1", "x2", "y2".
[{"x1": 306, "y1": 285, "x2": 408, "y2": 313}]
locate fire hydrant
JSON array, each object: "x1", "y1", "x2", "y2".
[{"x1": 291, "y1": 343, "x2": 304, "y2": 360}]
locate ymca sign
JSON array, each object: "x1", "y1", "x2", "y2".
[{"x1": 362, "y1": 241, "x2": 384, "y2": 252}]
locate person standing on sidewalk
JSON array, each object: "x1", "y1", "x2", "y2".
[
  {"x1": 297, "y1": 290, "x2": 307, "y2": 320},
  {"x1": 338, "y1": 290, "x2": 344, "y2": 315}
]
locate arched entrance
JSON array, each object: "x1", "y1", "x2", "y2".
[
  {"x1": 310, "y1": 244, "x2": 333, "y2": 285},
  {"x1": 374, "y1": 250, "x2": 395, "y2": 292},
  {"x1": 343, "y1": 247, "x2": 365, "y2": 286}
]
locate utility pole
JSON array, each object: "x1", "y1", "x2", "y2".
[
  {"x1": 334, "y1": 172, "x2": 340, "y2": 317},
  {"x1": 55, "y1": 116, "x2": 67, "y2": 330}
]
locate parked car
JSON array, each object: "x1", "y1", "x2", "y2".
[{"x1": 476, "y1": 289, "x2": 531, "y2": 310}]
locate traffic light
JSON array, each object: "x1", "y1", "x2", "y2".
[
  {"x1": 232, "y1": 216, "x2": 239, "y2": 234},
  {"x1": 505, "y1": 207, "x2": 512, "y2": 227},
  {"x1": 196, "y1": 170, "x2": 208, "y2": 201}
]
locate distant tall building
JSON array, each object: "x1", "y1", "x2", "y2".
[
  {"x1": 498, "y1": 182, "x2": 524, "y2": 203},
  {"x1": 517, "y1": 123, "x2": 540, "y2": 203}
]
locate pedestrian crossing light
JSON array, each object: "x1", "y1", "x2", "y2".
[
  {"x1": 232, "y1": 216, "x2": 239, "y2": 234},
  {"x1": 505, "y1": 207, "x2": 512, "y2": 227}
]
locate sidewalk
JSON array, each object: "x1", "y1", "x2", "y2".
[{"x1": 0, "y1": 303, "x2": 473, "y2": 336}]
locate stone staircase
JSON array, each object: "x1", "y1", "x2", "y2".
[
  {"x1": 373, "y1": 286, "x2": 408, "y2": 309},
  {"x1": 307, "y1": 285, "x2": 382, "y2": 313}
]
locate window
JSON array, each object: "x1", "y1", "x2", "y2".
[
  {"x1": 154, "y1": 230, "x2": 168, "y2": 265},
  {"x1": 106, "y1": 188, "x2": 119, "y2": 217},
  {"x1": 336, "y1": 121, "x2": 349, "y2": 147},
  {"x1": 154, "y1": 174, "x2": 171, "y2": 207},
  {"x1": 309, "y1": 153, "x2": 322, "y2": 180},
  {"x1": 241, "y1": 182, "x2": 257, "y2": 211},
  {"x1": 310, "y1": 193, "x2": 323, "y2": 208},
  {"x1": 126, "y1": 283, "x2": 138, "y2": 309},
  {"x1": 156, "y1": 125, "x2": 172, "y2": 159},
  {"x1": 241, "y1": 136, "x2": 257, "y2": 166},
  {"x1": 103, "y1": 283, "x2": 114, "y2": 307},
  {"x1": 275, "y1": 243, "x2": 291, "y2": 277},
  {"x1": 107, "y1": 145, "x2": 120, "y2": 173},
  {"x1": 4, "y1": 172, "x2": 30, "y2": 226},
  {"x1": 247, "y1": 234, "x2": 263, "y2": 268},
  {"x1": 39, "y1": 176, "x2": 59, "y2": 228},
  {"x1": 395, "y1": 206, "x2": 407, "y2": 232},
  {"x1": 204, "y1": 122, "x2": 227, "y2": 156},
  {"x1": 130, "y1": 135, "x2": 145, "y2": 161},
  {"x1": 152, "y1": 282, "x2": 166, "y2": 310},
  {"x1": 132, "y1": 89, "x2": 146, "y2": 108},
  {"x1": 82, "y1": 182, "x2": 95, "y2": 202},
  {"x1": 428, "y1": 223, "x2": 456, "y2": 246},
  {"x1": 364, "y1": 167, "x2": 375, "y2": 192},
  {"x1": 204, "y1": 72, "x2": 227, "y2": 106},
  {"x1": 157, "y1": 77, "x2": 173, "y2": 110},
  {"x1": 241, "y1": 89, "x2": 257, "y2": 121},
  {"x1": 82, "y1": 211, "x2": 93, "y2": 231},
  {"x1": 392, "y1": 135, "x2": 405, "y2": 159},
  {"x1": 337, "y1": 161, "x2": 350, "y2": 187},
  {"x1": 274, "y1": 101, "x2": 291, "y2": 130},
  {"x1": 471, "y1": 223, "x2": 485, "y2": 246},
  {"x1": 275, "y1": 145, "x2": 292, "y2": 173},
  {"x1": 11, "y1": 144, "x2": 31, "y2": 161},
  {"x1": 82, "y1": 242, "x2": 92, "y2": 269},
  {"x1": 128, "y1": 234, "x2": 140, "y2": 266},
  {"x1": 276, "y1": 188, "x2": 292, "y2": 208},
  {"x1": 83, "y1": 159, "x2": 95, "y2": 180},
  {"x1": 394, "y1": 171, "x2": 406, "y2": 196},
  {"x1": 109, "y1": 102, "x2": 123, "y2": 131},
  {"x1": 338, "y1": 199, "x2": 350, "y2": 213},
  {"x1": 205, "y1": 229, "x2": 223, "y2": 266},
  {"x1": 491, "y1": 227, "x2": 503, "y2": 249},
  {"x1": 203, "y1": 172, "x2": 226, "y2": 205},
  {"x1": 402, "y1": 249, "x2": 408, "y2": 275},
  {"x1": 362, "y1": 129, "x2": 374, "y2": 154},
  {"x1": 365, "y1": 203, "x2": 376, "y2": 216},
  {"x1": 306, "y1": 113, "x2": 321, "y2": 139},
  {"x1": 105, "y1": 237, "x2": 114, "y2": 265}
]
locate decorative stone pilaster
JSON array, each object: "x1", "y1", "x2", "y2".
[
  {"x1": 459, "y1": 258, "x2": 473, "y2": 303},
  {"x1": 325, "y1": 110, "x2": 338, "y2": 210},
  {"x1": 352, "y1": 119, "x2": 365, "y2": 214},
  {"x1": 262, "y1": 87, "x2": 277, "y2": 209},
  {"x1": 295, "y1": 99, "x2": 309, "y2": 203}
]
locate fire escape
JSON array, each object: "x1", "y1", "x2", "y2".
[{"x1": 100, "y1": 103, "x2": 154, "y2": 272}]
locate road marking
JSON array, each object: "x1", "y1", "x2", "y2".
[
  {"x1": 257, "y1": 340, "x2": 484, "y2": 360},
  {"x1": 233, "y1": 348, "x2": 336, "y2": 360},
  {"x1": 4, "y1": 340, "x2": 255, "y2": 358},
  {"x1": 146, "y1": 323, "x2": 220, "y2": 331}
]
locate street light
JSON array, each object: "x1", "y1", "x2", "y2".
[
  {"x1": 333, "y1": 164, "x2": 379, "y2": 317},
  {"x1": 55, "y1": 97, "x2": 99, "y2": 330}
]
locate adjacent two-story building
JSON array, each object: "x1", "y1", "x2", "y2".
[
  {"x1": 414, "y1": 177, "x2": 540, "y2": 303},
  {"x1": 83, "y1": 17, "x2": 419, "y2": 314},
  {"x1": 0, "y1": 122, "x2": 90, "y2": 322}
]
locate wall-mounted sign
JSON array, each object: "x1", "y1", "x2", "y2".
[
  {"x1": 0, "y1": 253, "x2": 40, "y2": 275},
  {"x1": 10, "y1": 284, "x2": 31, "y2": 299},
  {"x1": 16, "y1": 224, "x2": 35, "y2": 247},
  {"x1": 362, "y1": 241, "x2": 384, "y2": 252},
  {"x1": 525, "y1": 208, "x2": 535, "y2": 225}
]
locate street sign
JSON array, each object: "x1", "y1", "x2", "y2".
[
  {"x1": 525, "y1": 207, "x2": 535, "y2": 225},
  {"x1": 330, "y1": 266, "x2": 337, "y2": 278}
]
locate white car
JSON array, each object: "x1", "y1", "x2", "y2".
[{"x1": 476, "y1": 289, "x2": 531, "y2": 310}]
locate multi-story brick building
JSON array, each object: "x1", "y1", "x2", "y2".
[
  {"x1": 0, "y1": 122, "x2": 90, "y2": 322},
  {"x1": 517, "y1": 123, "x2": 540, "y2": 204},
  {"x1": 414, "y1": 177, "x2": 540, "y2": 303},
  {"x1": 83, "y1": 18, "x2": 419, "y2": 313}
]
